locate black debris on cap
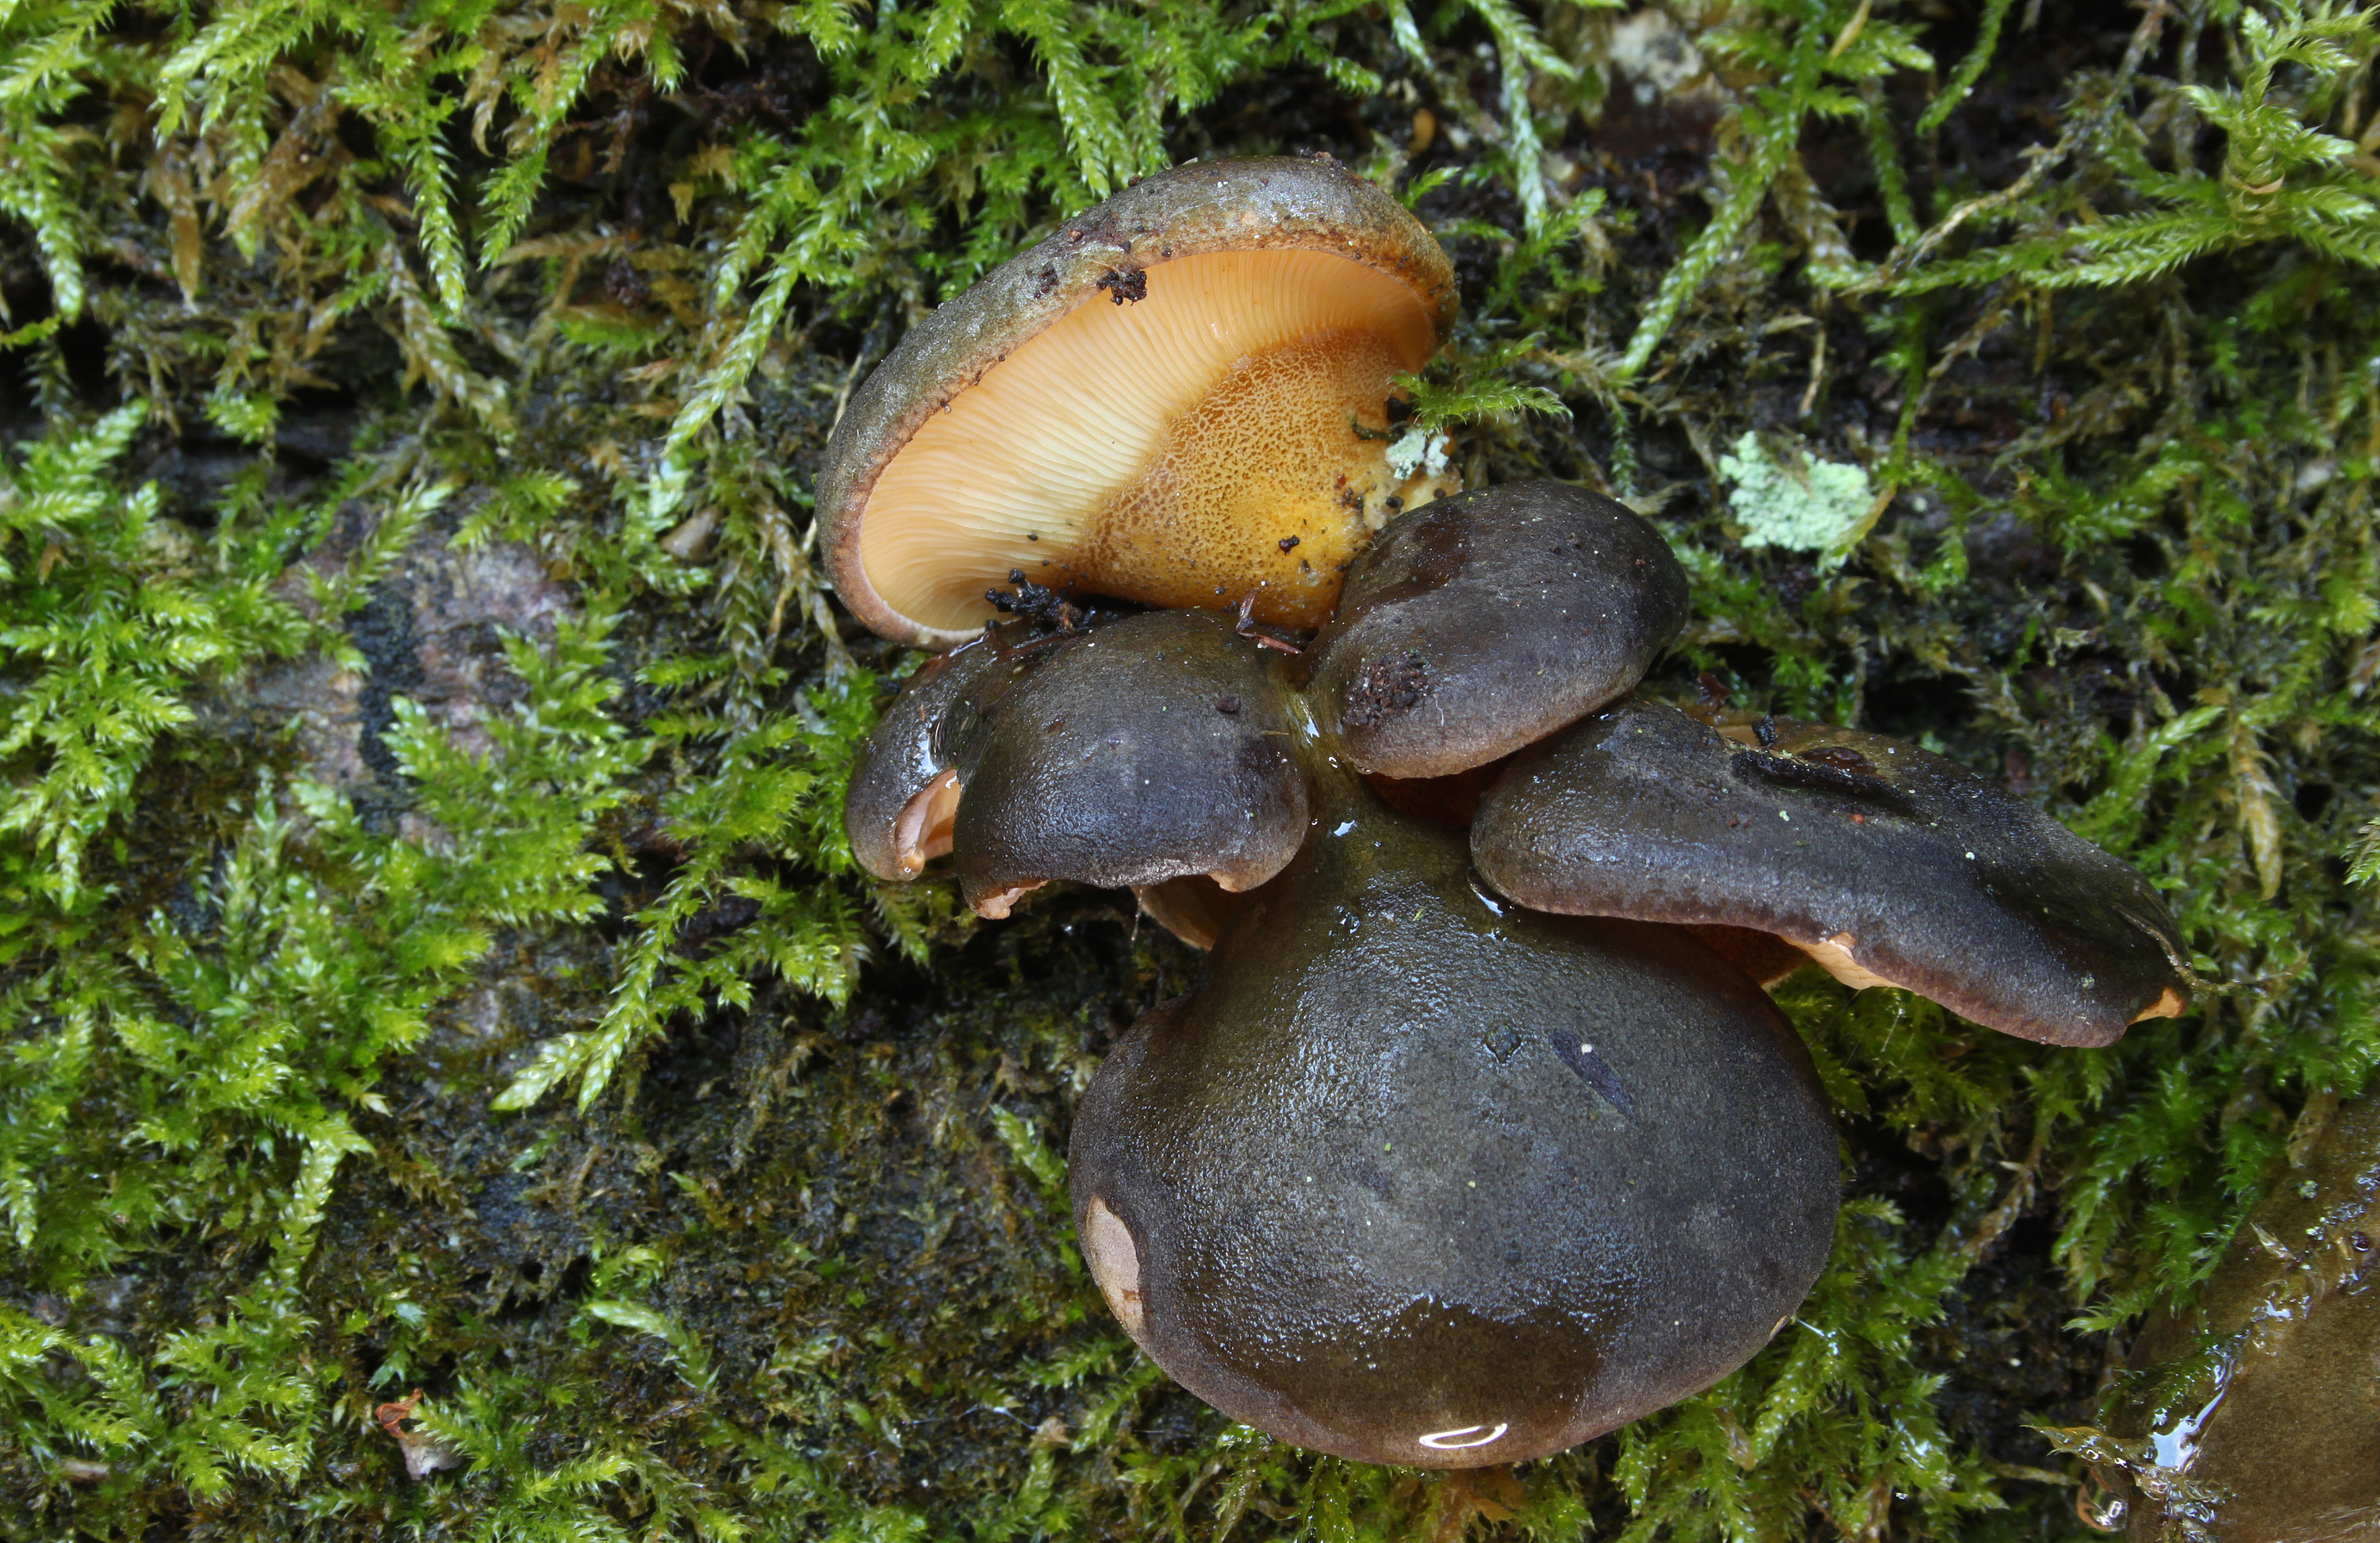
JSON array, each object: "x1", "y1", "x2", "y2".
[
  {"x1": 1471, "y1": 697, "x2": 2194, "y2": 1047},
  {"x1": 1303, "y1": 482, "x2": 1689, "y2": 778}
]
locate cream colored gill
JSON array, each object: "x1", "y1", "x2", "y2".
[{"x1": 857, "y1": 248, "x2": 1439, "y2": 635}]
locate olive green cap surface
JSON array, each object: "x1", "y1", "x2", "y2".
[
  {"x1": 843, "y1": 638, "x2": 1014, "y2": 882},
  {"x1": 946, "y1": 610, "x2": 1307, "y2": 914}
]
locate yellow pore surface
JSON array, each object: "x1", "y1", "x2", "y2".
[{"x1": 858, "y1": 248, "x2": 1442, "y2": 635}]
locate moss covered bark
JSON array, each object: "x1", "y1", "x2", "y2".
[{"x1": 2, "y1": 0, "x2": 2377, "y2": 1537}]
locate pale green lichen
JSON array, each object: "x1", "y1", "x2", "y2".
[{"x1": 1715, "y1": 432, "x2": 1875, "y2": 568}]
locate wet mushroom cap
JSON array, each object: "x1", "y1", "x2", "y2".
[
  {"x1": 843, "y1": 637, "x2": 1015, "y2": 881},
  {"x1": 1304, "y1": 482, "x2": 1691, "y2": 777},
  {"x1": 2103, "y1": 1088, "x2": 2380, "y2": 1540},
  {"x1": 941, "y1": 610, "x2": 1307, "y2": 917},
  {"x1": 1471, "y1": 697, "x2": 2193, "y2": 1047},
  {"x1": 1070, "y1": 770, "x2": 1838, "y2": 1468},
  {"x1": 817, "y1": 157, "x2": 1460, "y2": 646}
]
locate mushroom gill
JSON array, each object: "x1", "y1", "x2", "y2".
[
  {"x1": 862, "y1": 250, "x2": 1443, "y2": 634},
  {"x1": 817, "y1": 157, "x2": 1460, "y2": 645}
]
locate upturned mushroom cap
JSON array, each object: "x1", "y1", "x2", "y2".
[
  {"x1": 1069, "y1": 766, "x2": 1838, "y2": 1468},
  {"x1": 942, "y1": 610, "x2": 1307, "y2": 917},
  {"x1": 818, "y1": 156, "x2": 1460, "y2": 646},
  {"x1": 1471, "y1": 697, "x2": 2194, "y2": 1047},
  {"x1": 1303, "y1": 483, "x2": 1689, "y2": 778}
]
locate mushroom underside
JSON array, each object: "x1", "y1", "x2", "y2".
[
  {"x1": 818, "y1": 156, "x2": 1461, "y2": 645},
  {"x1": 860, "y1": 250, "x2": 1448, "y2": 635}
]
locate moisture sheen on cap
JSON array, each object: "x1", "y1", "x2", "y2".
[
  {"x1": 843, "y1": 638, "x2": 1017, "y2": 881},
  {"x1": 1471, "y1": 697, "x2": 2193, "y2": 1047},
  {"x1": 942, "y1": 610, "x2": 1307, "y2": 917},
  {"x1": 1070, "y1": 767, "x2": 1838, "y2": 1468},
  {"x1": 817, "y1": 157, "x2": 1459, "y2": 645},
  {"x1": 1303, "y1": 483, "x2": 1689, "y2": 778}
]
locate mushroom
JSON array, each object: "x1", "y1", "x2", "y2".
[
  {"x1": 2098, "y1": 1088, "x2": 2380, "y2": 1537},
  {"x1": 845, "y1": 610, "x2": 1307, "y2": 915},
  {"x1": 816, "y1": 156, "x2": 1459, "y2": 646},
  {"x1": 950, "y1": 609, "x2": 1307, "y2": 917},
  {"x1": 1469, "y1": 697, "x2": 2193, "y2": 1046},
  {"x1": 844, "y1": 636, "x2": 1012, "y2": 881},
  {"x1": 835, "y1": 462, "x2": 2194, "y2": 1465},
  {"x1": 1302, "y1": 480, "x2": 1689, "y2": 778},
  {"x1": 822, "y1": 151, "x2": 2194, "y2": 1475},
  {"x1": 846, "y1": 480, "x2": 1693, "y2": 932},
  {"x1": 1069, "y1": 761, "x2": 1839, "y2": 1468}
]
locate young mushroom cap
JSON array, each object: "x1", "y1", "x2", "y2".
[
  {"x1": 942, "y1": 610, "x2": 1307, "y2": 917},
  {"x1": 1303, "y1": 483, "x2": 1691, "y2": 777},
  {"x1": 1069, "y1": 766, "x2": 1839, "y2": 1468},
  {"x1": 1470, "y1": 697, "x2": 2194, "y2": 1047},
  {"x1": 817, "y1": 157, "x2": 1460, "y2": 646}
]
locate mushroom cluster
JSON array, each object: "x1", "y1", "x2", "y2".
[{"x1": 823, "y1": 159, "x2": 2194, "y2": 1469}]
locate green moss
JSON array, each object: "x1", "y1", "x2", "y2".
[{"x1": 2, "y1": 0, "x2": 2378, "y2": 1537}]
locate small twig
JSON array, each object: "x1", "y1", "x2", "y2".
[
  {"x1": 1798, "y1": 320, "x2": 1829, "y2": 420},
  {"x1": 1234, "y1": 591, "x2": 1302, "y2": 654},
  {"x1": 1957, "y1": 1126, "x2": 2047, "y2": 1268}
]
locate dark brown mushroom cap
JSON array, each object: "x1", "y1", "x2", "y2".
[
  {"x1": 1303, "y1": 483, "x2": 1689, "y2": 778},
  {"x1": 817, "y1": 156, "x2": 1460, "y2": 646},
  {"x1": 1069, "y1": 766, "x2": 1837, "y2": 1468},
  {"x1": 942, "y1": 609, "x2": 1307, "y2": 918},
  {"x1": 1471, "y1": 697, "x2": 2194, "y2": 1047},
  {"x1": 843, "y1": 637, "x2": 1016, "y2": 881}
]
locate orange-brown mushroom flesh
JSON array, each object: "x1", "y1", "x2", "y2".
[
  {"x1": 817, "y1": 157, "x2": 1460, "y2": 646},
  {"x1": 862, "y1": 250, "x2": 1450, "y2": 635}
]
